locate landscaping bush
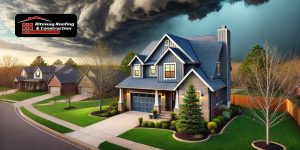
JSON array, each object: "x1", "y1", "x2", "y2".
[
  {"x1": 138, "y1": 117, "x2": 143, "y2": 126},
  {"x1": 109, "y1": 102, "x2": 118, "y2": 111},
  {"x1": 110, "y1": 110, "x2": 117, "y2": 115},
  {"x1": 142, "y1": 121, "x2": 149, "y2": 127},
  {"x1": 155, "y1": 121, "x2": 162, "y2": 128},
  {"x1": 102, "y1": 106, "x2": 110, "y2": 112},
  {"x1": 216, "y1": 115, "x2": 224, "y2": 123},
  {"x1": 231, "y1": 105, "x2": 243, "y2": 115},
  {"x1": 207, "y1": 122, "x2": 217, "y2": 134},
  {"x1": 222, "y1": 111, "x2": 231, "y2": 120},
  {"x1": 171, "y1": 120, "x2": 177, "y2": 127},
  {"x1": 148, "y1": 121, "x2": 155, "y2": 128},
  {"x1": 151, "y1": 109, "x2": 158, "y2": 119},
  {"x1": 170, "y1": 112, "x2": 176, "y2": 120},
  {"x1": 212, "y1": 118, "x2": 222, "y2": 126},
  {"x1": 162, "y1": 123, "x2": 169, "y2": 129}
]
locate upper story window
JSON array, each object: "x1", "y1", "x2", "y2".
[
  {"x1": 217, "y1": 61, "x2": 221, "y2": 76},
  {"x1": 21, "y1": 70, "x2": 26, "y2": 77},
  {"x1": 150, "y1": 65, "x2": 156, "y2": 76},
  {"x1": 34, "y1": 69, "x2": 42, "y2": 78},
  {"x1": 133, "y1": 64, "x2": 140, "y2": 78},
  {"x1": 164, "y1": 63, "x2": 176, "y2": 79}
]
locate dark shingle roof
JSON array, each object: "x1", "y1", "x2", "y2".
[
  {"x1": 23, "y1": 66, "x2": 36, "y2": 73},
  {"x1": 54, "y1": 69, "x2": 80, "y2": 84},
  {"x1": 116, "y1": 77, "x2": 178, "y2": 90}
]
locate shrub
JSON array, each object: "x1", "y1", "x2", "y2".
[
  {"x1": 155, "y1": 122, "x2": 162, "y2": 128},
  {"x1": 138, "y1": 117, "x2": 143, "y2": 126},
  {"x1": 212, "y1": 118, "x2": 221, "y2": 126},
  {"x1": 216, "y1": 115, "x2": 224, "y2": 123},
  {"x1": 109, "y1": 102, "x2": 118, "y2": 111},
  {"x1": 102, "y1": 106, "x2": 110, "y2": 112},
  {"x1": 171, "y1": 120, "x2": 177, "y2": 127},
  {"x1": 169, "y1": 125, "x2": 176, "y2": 130},
  {"x1": 222, "y1": 111, "x2": 231, "y2": 120},
  {"x1": 142, "y1": 121, "x2": 148, "y2": 127},
  {"x1": 148, "y1": 121, "x2": 155, "y2": 128},
  {"x1": 170, "y1": 112, "x2": 176, "y2": 120},
  {"x1": 207, "y1": 122, "x2": 217, "y2": 130},
  {"x1": 111, "y1": 110, "x2": 117, "y2": 115},
  {"x1": 151, "y1": 109, "x2": 158, "y2": 114},
  {"x1": 162, "y1": 123, "x2": 169, "y2": 129}
]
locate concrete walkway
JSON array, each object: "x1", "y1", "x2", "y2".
[
  {"x1": 0, "y1": 89, "x2": 17, "y2": 96},
  {"x1": 66, "y1": 111, "x2": 153, "y2": 148}
]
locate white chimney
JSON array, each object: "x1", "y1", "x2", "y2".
[{"x1": 217, "y1": 25, "x2": 231, "y2": 108}]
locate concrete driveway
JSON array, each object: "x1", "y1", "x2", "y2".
[{"x1": 66, "y1": 111, "x2": 150, "y2": 147}]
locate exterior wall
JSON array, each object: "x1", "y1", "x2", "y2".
[
  {"x1": 157, "y1": 51, "x2": 184, "y2": 83},
  {"x1": 78, "y1": 76, "x2": 94, "y2": 88},
  {"x1": 61, "y1": 84, "x2": 78, "y2": 95},
  {"x1": 148, "y1": 38, "x2": 168, "y2": 61},
  {"x1": 48, "y1": 76, "x2": 61, "y2": 87},
  {"x1": 177, "y1": 73, "x2": 210, "y2": 121}
]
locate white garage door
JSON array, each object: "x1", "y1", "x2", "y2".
[
  {"x1": 49, "y1": 87, "x2": 61, "y2": 96},
  {"x1": 80, "y1": 87, "x2": 93, "y2": 97}
]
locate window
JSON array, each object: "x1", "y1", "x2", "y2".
[
  {"x1": 35, "y1": 70, "x2": 41, "y2": 78},
  {"x1": 150, "y1": 65, "x2": 156, "y2": 76},
  {"x1": 21, "y1": 70, "x2": 26, "y2": 77},
  {"x1": 164, "y1": 63, "x2": 176, "y2": 79},
  {"x1": 133, "y1": 64, "x2": 140, "y2": 77},
  {"x1": 217, "y1": 61, "x2": 221, "y2": 75}
]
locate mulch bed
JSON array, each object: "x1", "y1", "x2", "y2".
[
  {"x1": 253, "y1": 141, "x2": 285, "y2": 150},
  {"x1": 90, "y1": 111, "x2": 108, "y2": 117},
  {"x1": 64, "y1": 106, "x2": 76, "y2": 110},
  {"x1": 174, "y1": 132, "x2": 208, "y2": 141}
]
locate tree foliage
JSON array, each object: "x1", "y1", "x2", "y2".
[
  {"x1": 30, "y1": 56, "x2": 47, "y2": 66},
  {"x1": 119, "y1": 51, "x2": 136, "y2": 75},
  {"x1": 52, "y1": 59, "x2": 63, "y2": 65},
  {"x1": 176, "y1": 84, "x2": 205, "y2": 134},
  {"x1": 65, "y1": 58, "x2": 77, "y2": 68}
]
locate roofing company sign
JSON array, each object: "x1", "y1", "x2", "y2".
[{"x1": 15, "y1": 14, "x2": 77, "y2": 37}]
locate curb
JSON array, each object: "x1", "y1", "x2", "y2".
[{"x1": 16, "y1": 106, "x2": 98, "y2": 150}]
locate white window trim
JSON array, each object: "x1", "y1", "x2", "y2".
[
  {"x1": 133, "y1": 64, "x2": 141, "y2": 78},
  {"x1": 217, "y1": 61, "x2": 221, "y2": 76},
  {"x1": 163, "y1": 62, "x2": 176, "y2": 80},
  {"x1": 34, "y1": 68, "x2": 42, "y2": 79},
  {"x1": 21, "y1": 69, "x2": 26, "y2": 77},
  {"x1": 149, "y1": 65, "x2": 156, "y2": 76}
]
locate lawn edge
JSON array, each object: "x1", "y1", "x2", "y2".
[{"x1": 16, "y1": 106, "x2": 97, "y2": 150}]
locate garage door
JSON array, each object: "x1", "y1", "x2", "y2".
[
  {"x1": 131, "y1": 93, "x2": 155, "y2": 112},
  {"x1": 49, "y1": 87, "x2": 61, "y2": 96},
  {"x1": 80, "y1": 87, "x2": 93, "y2": 97}
]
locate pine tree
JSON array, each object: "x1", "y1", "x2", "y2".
[
  {"x1": 52, "y1": 59, "x2": 63, "y2": 65},
  {"x1": 176, "y1": 84, "x2": 205, "y2": 134},
  {"x1": 65, "y1": 58, "x2": 77, "y2": 68},
  {"x1": 30, "y1": 56, "x2": 47, "y2": 66}
]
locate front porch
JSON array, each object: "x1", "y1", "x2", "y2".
[
  {"x1": 118, "y1": 88, "x2": 180, "y2": 114},
  {"x1": 14, "y1": 80, "x2": 47, "y2": 91}
]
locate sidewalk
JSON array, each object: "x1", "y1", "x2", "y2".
[{"x1": 0, "y1": 89, "x2": 17, "y2": 96}]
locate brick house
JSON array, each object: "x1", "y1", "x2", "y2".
[{"x1": 116, "y1": 26, "x2": 231, "y2": 121}]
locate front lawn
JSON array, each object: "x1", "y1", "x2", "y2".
[
  {"x1": 20, "y1": 107, "x2": 73, "y2": 133},
  {"x1": 0, "y1": 86, "x2": 12, "y2": 92},
  {"x1": 0, "y1": 91, "x2": 46, "y2": 101},
  {"x1": 35, "y1": 95, "x2": 66, "y2": 104},
  {"x1": 119, "y1": 115, "x2": 300, "y2": 150},
  {"x1": 98, "y1": 142, "x2": 129, "y2": 150},
  {"x1": 34, "y1": 98, "x2": 117, "y2": 127}
]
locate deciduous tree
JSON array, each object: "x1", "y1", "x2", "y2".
[
  {"x1": 119, "y1": 51, "x2": 136, "y2": 75},
  {"x1": 52, "y1": 59, "x2": 63, "y2": 65},
  {"x1": 30, "y1": 56, "x2": 47, "y2": 66}
]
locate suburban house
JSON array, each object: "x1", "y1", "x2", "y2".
[
  {"x1": 47, "y1": 69, "x2": 80, "y2": 96},
  {"x1": 14, "y1": 65, "x2": 79, "y2": 93},
  {"x1": 116, "y1": 26, "x2": 231, "y2": 121}
]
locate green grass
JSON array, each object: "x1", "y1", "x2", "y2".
[
  {"x1": 20, "y1": 107, "x2": 73, "y2": 133},
  {"x1": 34, "y1": 98, "x2": 117, "y2": 127},
  {"x1": 0, "y1": 91, "x2": 46, "y2": 101},
  {"x1": 119, "y1": 115, "x2": 300, "y2": 150},
  {"x1": 98, "y1": 142, "x2": 129, "y2": 150},
  {"x1": 35, "y1": 95, "x2": 66, "y2": 104},
  {"x1": 0, "y1": 86, "x2": 12, "y2": 92}
]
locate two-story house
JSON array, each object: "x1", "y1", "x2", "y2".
[
  {"x1": 14, "y1": 65, "x2": 79, "y2": 93},
  {"x1": 116, "y1": 26, "x2": 231, "y2": 121}
]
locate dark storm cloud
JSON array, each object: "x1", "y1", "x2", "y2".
[
  {"x1": 0, "y1": 39, "x2": 42, "y2": 52},
  {"x1": 0, "y1": 0, "x2": 269, "y2": 57}
]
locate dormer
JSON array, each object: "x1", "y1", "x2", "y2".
[
  {"x1": 21, "y1": 69, "x2": 27, "y2": 77},
  {"x1": 34, "y1": 68, "x2": 42, "y2": 79},
  {"x1": 128, "y1": 55, "x2": 145, "y2": 78}
]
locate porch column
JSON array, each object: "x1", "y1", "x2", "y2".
[
  {"x1": 154, "y1": 90, "x2": 161, "y2": 113},
  {"x1": 174, "y1": 90, "x2": 179, "y2": 113},
  {"x1": 118, "y1": 88, "x2": 125, "y2": 112}
]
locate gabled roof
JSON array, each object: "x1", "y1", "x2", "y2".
[
  {"x1": 127, "y1": 55, "x2": 145, "y2": 66},
  {"x1": 23, "y1": 66, "x2": 36, "y2": 74},
  {"x1": 48, "y1": 69, "x2": 80, "y2": 84},
  {"x1": 173, "y1": 68, "x2": 226, "y2": 91},
  {"x1": 144, "y1": 34, "x2": 199, "y2": 63},
  {"x1": 154, "y1": 47, "x2": 187, "y2": 65}
]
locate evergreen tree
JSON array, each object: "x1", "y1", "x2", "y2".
[
  {"x1": 119, "y1": 51, "x2": 136, "y2": 75},
  {"x1": 65, "y1": 58, "x2": 77, "y2": 68},
  {"x1": 52, "y1": 59, "x2": 63, "y2": 65},
  {"x1": 176, "y1": 84, "x2": 205, "y2": 134},
  {"x1": 30, "y1": 56, "x2": 47, "y2": 66}
]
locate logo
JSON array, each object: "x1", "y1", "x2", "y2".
[{"x1": 15, "y1": 14, "x2": 77, "y2": 37}]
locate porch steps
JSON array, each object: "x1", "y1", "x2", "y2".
[{"x1": 158, "y1": 111, "x2": 172, "y2": 120}]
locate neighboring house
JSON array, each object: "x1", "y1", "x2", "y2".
[
  {"x1": 116, "y1": 26, "x2": 231, "y2": 121},
  {"x1": 48, "y1": 69, "x2": 80, "y2": 96},
  {"x1": 14, "y1": 65, "x2": 78, "y2": 92}
]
